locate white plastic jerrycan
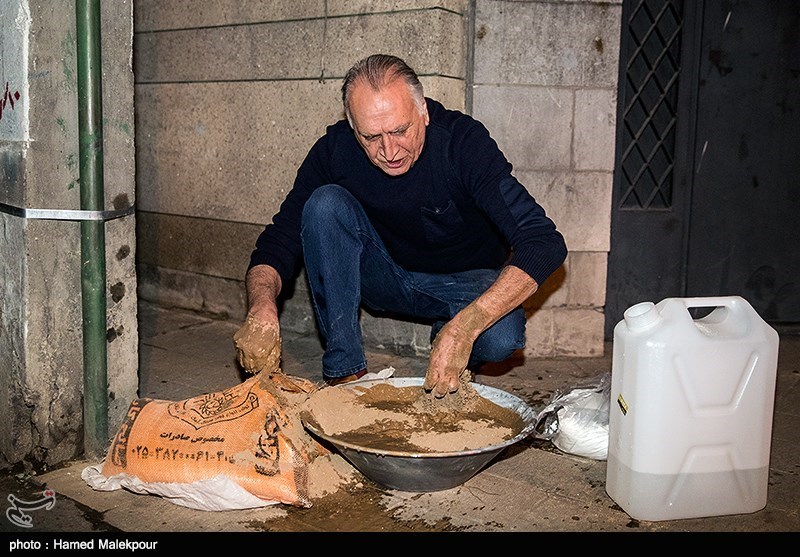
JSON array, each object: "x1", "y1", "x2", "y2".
[{"x1": 605, "y1": 296, "x2": 779, "y2": 521}]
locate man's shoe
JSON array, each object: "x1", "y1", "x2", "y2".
[{"x1": 324, "y1": 369, "x2": 367, "y2": 386}]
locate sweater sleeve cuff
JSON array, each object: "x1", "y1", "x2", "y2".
[{"x1": 507, "y1": 238, "x2": 568, "y2": 287}]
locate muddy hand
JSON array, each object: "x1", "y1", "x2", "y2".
[
  {"x1": 423, "y1": 320, "x2": 474, "y2": 398},
  {"x1": 233, "y1": 313, "x2": 282, "y2": 375}
]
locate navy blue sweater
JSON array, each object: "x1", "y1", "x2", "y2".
[{"x1": 249, "y1": 98, "x2": 567, "y2": 288}]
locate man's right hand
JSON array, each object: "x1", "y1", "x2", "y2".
[
  {"x1": 233, "y1": 313, "x2": 282, "y2": 375},
  {"x1": 236, "y1": 265, "x2": 284, "y2": 375}
]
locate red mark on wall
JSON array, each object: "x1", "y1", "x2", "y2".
[{"x1": 0, "y1": 82, "x2": 21, "y2": 121}]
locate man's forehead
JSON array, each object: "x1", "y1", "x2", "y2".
[
  {"x1": 351, "y1": 85, "x2": 417, "y2": 133},
  {"x1": 355, "y1": 116, "x2": 412, "y2": 137}
]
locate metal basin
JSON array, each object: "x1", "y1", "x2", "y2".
[{"x1": 302, "y1": 377, "x2": 537, "y2": 492}]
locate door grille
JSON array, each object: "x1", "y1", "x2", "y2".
[{"x1": 617, "y1": 0, "x2": 683, "y2": 210}]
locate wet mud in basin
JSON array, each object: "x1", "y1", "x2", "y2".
[{"x1": 302, "y1": 381, "x2": 526, "y2": 454}]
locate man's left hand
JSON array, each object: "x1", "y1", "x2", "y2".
[
  {"x1": 424, "y1": 267, "x2": 539, "y2": 397},
  {"x1": 423, "y1": 321, "x2": 472, "y2": 397},
  {"x1": 424, "y1": 304, "x2": 489, "y2": 398}
]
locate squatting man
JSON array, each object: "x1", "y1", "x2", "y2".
[{"x1": 234, "y1": 54, "x2": 567, "y2": 398}]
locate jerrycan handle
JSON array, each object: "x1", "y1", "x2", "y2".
[{"x1": 661, "y1": 296, "x2": 752, "y2": 337}]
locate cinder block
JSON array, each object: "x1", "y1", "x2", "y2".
[
  {"x1": 472, "y1": 85, "x2": 573, "y2": 171},
  {"x1": 523, "y1": 308, "x2": 556, "y2": 358},
  {"x1": 574, "y1": 88, "x2": 618, "y2": 171},
  {"x1": 317, "y1": 11, "x2": 466, "y2": 78},
  {"x1": 135, "y1": 10, "x2": 465, "y2": 83},
  {"x1": 525, "y1": 306, "x2": 606, "y2": 358},
  {"x1": 134, "y1": 1, "x2": 469, "y2": 33},
  {"x1": 552, "y1": 306, "x2": 605, "y2": 357},
  {"x1": 134, "y1": 0, "x2": 324, "y2": 32},
  {"x1": 473, "y1": 0, "x2": 621, "y2": 87},
  {"x1": 327, "y1": 1, "x2": 469, "y2": 18},
  {"x1": 137, "y1": 264, "x2": 248, "y2": 321},
  {"x1": 421, "y1": 76, "x2": 466, "y2": 112},
  {"x1": 134, "y1": 20, "x2": 326, "y2": 82},
  {"x1": 135, "y1": 80, "x2": 342, "y2": 222},
  {"x1": 529, "y1": 251, "x2": 606, "y2": 309},
  {"x1": 562, "y1": 251, "x2": 608, "y2": 307},
  {"x1": 136, "y1": 212, "x2": 262, "y2": 281}
]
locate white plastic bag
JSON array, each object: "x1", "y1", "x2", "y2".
[
  {"x1": 534, "y1": 373, "x2": 611, "y2": 460},
  {"x1": 82, "y1": 465, "x2": 274, "y2": 511}
]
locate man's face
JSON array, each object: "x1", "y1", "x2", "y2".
[{"x1": 348, "y1": 78, "x2": 430, "y2": 177}]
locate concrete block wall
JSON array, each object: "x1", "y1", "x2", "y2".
[
  {"x1": 134, "y1": 0, "x2": 619, "y2": 360},
  {"x1": 134, "y1": 1, "x2": 471, "y2": 356},
  {"x1": 0, "y1": 0, "x2": 137, "y2": 469},
  {"x1": 472, "y1": 0, "x2": 621, "y2": 357}
]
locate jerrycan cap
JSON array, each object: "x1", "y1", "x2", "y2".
[{"x1": 623, "y1": 301, "x2": 662, "y2": 331}]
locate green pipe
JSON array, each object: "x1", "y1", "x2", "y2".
[{"x1": 76, "y1": 0, "x2": 108, "y2": 458}]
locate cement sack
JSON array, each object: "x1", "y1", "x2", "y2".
[{"x1": 84, "y1": 372, "x2": 322, "y2": 511}]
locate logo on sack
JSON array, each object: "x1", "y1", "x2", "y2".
[
  {"x1": 168, "y1": 382, "x2": 260, "y2": 429},
  {"x1": 6, "y1": 489, "x2": 56, "y2": 528}
]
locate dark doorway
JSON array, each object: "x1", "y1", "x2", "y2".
[{"x1": 605, "y1": 0, "x2": 800, "y2": 339}]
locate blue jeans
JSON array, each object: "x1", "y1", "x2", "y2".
[{"x1": 300, "y1": 184, "x2": 526, "y2": 380}]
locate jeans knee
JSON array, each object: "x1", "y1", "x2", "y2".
[
  {"x1": 474, "y1": 335, "x2": 523, "y2": 363},
  {"x1": 472, "y1": 309, "x2": 526, "y2": 363},
  {"x1": 302, "y1": 184, "x2": 353, "y2": 226}
]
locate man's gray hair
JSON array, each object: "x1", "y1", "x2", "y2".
[{"x1": 341, "y1": 54, "x2": 425, "y2": 124}]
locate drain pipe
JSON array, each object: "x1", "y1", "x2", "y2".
[{"x1": 75, "y1": 0, "x2": 108, "y2": 458}]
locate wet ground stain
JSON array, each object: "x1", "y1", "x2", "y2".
[{"x1": 241, "y1": 479, "x2": 462, "y2": 532}]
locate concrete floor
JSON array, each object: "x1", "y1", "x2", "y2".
[{"x1": 4, "y1": 300, "x2": 799, "y2": 538}]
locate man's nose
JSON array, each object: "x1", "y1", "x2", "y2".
[{"x1": 380, "y1": 135, "x2": 399, "y2": 159}]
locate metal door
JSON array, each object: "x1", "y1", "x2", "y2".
[{"x1": 605, "y1": 0, "x2": 800, "y2": 338}]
